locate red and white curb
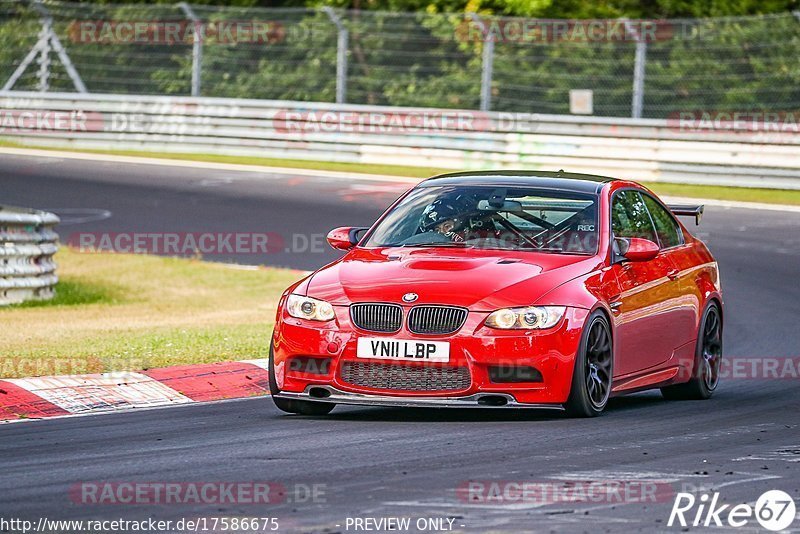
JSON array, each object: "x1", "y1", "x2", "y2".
[{"x1": 0, "y1": 359, "x2": 271, "y2": 422}]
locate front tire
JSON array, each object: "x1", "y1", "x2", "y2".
[
  {"x1": 565, "y1": 311, "x2": 614, "y2": 417},
  {"x1": 269, "y1": 342, "x2": 335, "y2": 416},
  {"x1": 661, "y1": 301, "x2": 722, "y2": 401}
]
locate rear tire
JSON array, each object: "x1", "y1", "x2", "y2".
[
  {"x1": 269, "y1": 342, "x2": 335, "y2": 416},
  {"x1": 565, "y1": 311, "x2": 613, "y2": 417},
  {"x1": 661, "y1": 302, "x2": 722, "y2": 401}
]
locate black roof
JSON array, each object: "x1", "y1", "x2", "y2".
[{"x1": 419, "y1": 170, "x2": 617, "y2": 194}]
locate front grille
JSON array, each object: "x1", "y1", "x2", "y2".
[
  {"x1": 350, "y1": 303, "x2": 402, "y2": 333},
  {"x1": 340, "y1": 361, "x2": 471, "y2": 391},
  {"x1": 407, "y1": 305, "x2": 468, "y2": 335}
]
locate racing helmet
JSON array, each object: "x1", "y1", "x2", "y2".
[{"x1": 418, "y1": 195, "x2": 472, "y2": 233}]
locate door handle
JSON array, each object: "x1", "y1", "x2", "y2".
[
  {"x1": 609, "y1": 301, "x2": 622, "y2": 314},
  {"x1": 666, "y1": 268, "x2": 680, "y2": 281}
]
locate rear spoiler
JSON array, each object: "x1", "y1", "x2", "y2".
[{"x1": 667, "y1": 204, "x2": 704, "y2": 225}]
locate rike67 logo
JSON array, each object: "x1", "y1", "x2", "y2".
[{"x1": 668, "y1": 490, "x2": 796, "y2": 531}]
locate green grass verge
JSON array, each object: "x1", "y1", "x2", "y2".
[
  {"x1": 0, "y1": 248, "x2": 303, "y2": 378},
  {"x1": 2, "y1": 139, "x2": 799, "y2": 205},
  {"x1": 13, "y1": 279, "x2": 117, "y2": 308},
  {"x1": 643, "y1": 182, "x2": 800, "y2": 206}
]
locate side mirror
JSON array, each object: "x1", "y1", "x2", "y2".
[
  {"x1": 326, "y1": 227, "x2": 368, "y2": 251},
  {"x1": 616, "y1": 237, "x2": 660, "y2": 262}
]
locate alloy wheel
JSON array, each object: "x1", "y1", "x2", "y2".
[
  {"x1": 586, "y1": 320, "x2": 613, "y2": 409},
  {"x1": 701, "y1": 307, "x2": 722, "y2": 391}
]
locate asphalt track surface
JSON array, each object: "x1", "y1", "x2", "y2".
[{"x1": 1, "y1": 154, "x2": 799, "y2": 533}]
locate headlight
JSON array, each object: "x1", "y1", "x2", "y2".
[
  {"x1": 485, "y1": 306, "x2": 566, "y2": 330},
  {"x1": 286, "y1": 294, "x2": 335, "y2": 322}
]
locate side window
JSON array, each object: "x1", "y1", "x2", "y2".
[
  {"x1": 611, "y1": 190, "x2": 658, "y2": 243},
  {"x1": 642, "y1": 195, "x2": 683, "y2": 248}
]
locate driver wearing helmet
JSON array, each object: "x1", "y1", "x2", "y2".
[{"x1": 418, "y1": 196, "x2": 470, "y2": 242}]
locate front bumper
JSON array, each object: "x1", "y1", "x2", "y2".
[
  {"x1": 275, "y1": 385, "x2": 565, "y2": 410},
  {"x1": 272, "y1": 306, "x2": 589, "y2": 406}
]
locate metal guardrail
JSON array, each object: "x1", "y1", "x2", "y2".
[
  {"x1": 0, "y1": 205, "x2": 59, "y2": 306},
  {"x1": 1, "y1": 91, "x2": 799, "y2": 189}
]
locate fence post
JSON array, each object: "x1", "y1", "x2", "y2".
[
  {"x1": 469, "y1": 13, "x2": 494, "y2": 112},
  {"x1": 3, "y1": 0, "x2": 89, "y2": 93},
  {"x1": 179, "y1": 3, "x2": 202, "y2": 97},
  {"x1": 631, "y1": 40, "x2": 647, "y2": 118},
  {"x1": 36, "y1": 21, "x2": 51, "y2": 91},
  {"x1": 323, "y1": 7, "x2": 348, "y2": 104},
  {"x1": 2, "y1": 36, "x2": 44, "y2": 91},
  {"x1": 623, "y1": 19, "x2": 647, "y2": 119}
]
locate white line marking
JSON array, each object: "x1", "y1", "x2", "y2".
[
  {"x1": 240, "y1": 359, "x2": 270, "y2": 371},
  {"x1": 0, "y1": 393, "x2": 263, "y2": 425},
  {"x1": 0, "y1": 147, "x2": 419, "y2": 184},
  {"x1": 732, "y1": 446, "x2": 800, "y2": 463},
  {"x1": 43, "y1": 208, "x2": 112, "y2": 225}
]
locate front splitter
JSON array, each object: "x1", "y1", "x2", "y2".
[{"x1": 274, "y1": 385, "x2": 565, "y2": 410}]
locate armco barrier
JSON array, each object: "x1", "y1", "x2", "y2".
[
  {"x1": 0, "y1": 206, "x2": 59, "y2": 306},
  {"x1": 1, "y1": 91, "x2": 799, "y2": 189}
]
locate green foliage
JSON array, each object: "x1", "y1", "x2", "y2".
[
  {"x1": 293, "y1": 0, "x2": 799, "y2": 18},
  {"x1": 1, "y1": 1, "x2": 799, "y2": 117}
]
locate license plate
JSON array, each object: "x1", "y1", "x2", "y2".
[{"x1": 356, "y1": 338, "x2": 450, "y2": 362}]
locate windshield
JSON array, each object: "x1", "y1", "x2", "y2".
[{"x1": 363, "y1": 185, "x2": 599, "y2": 254}]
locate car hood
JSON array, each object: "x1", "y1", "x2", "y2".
[{"x1": 305, "y1": 247, "x2": 598, "y2": 311}]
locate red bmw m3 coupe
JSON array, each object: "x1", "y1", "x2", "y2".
[{"x1": 269, "y1": 171, "x2": 723, "y2": 417}]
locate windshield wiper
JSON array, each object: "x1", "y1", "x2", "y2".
[{"x1": 398, "y1": 242, "x2": 473, "y2": 248}]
